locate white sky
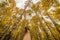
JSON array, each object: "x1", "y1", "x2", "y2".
[
  {"x1": 15, "y1": 0, "x2": 39, "y2": 9},
  {"x1": 15, "y1": 0, "x2": 27, "y2": 9}
]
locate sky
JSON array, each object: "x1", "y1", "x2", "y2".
[{"x1": 15, "y1": 0, "x2": 39, "y2": 9}]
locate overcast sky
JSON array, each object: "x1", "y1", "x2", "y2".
[{"x1": 15, "y1": 0, "x2": 39, "y2": 9}]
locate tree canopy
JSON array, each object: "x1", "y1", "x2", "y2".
[{"x1": 0, "y1": 0, "x2": 60, "y2": 40}]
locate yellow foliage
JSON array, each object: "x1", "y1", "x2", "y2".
[{"x1": 0, "y1": 0, "x2": 60, "y2": 40}]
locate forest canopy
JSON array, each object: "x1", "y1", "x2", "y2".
[{"x1": 0, "y1": 0, "x2": 60, "y2": 40}]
